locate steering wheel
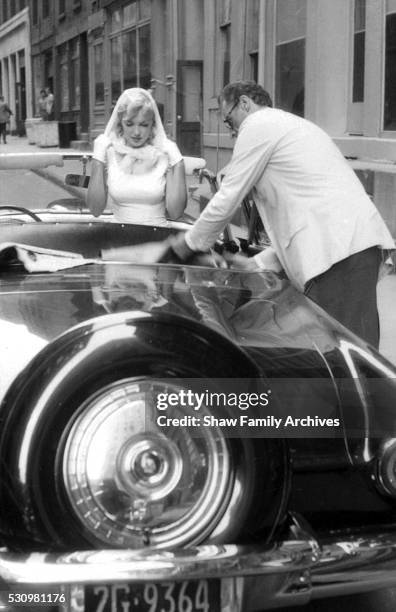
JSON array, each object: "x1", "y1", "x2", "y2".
[{"x1": 0, "y1": 206, "x2": 42, "y2": 222}]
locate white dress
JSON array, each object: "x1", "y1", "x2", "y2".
[{"x1": 106, "y1": 143, "x2": 170, "y2": 226}]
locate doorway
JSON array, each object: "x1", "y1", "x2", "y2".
[{"x1": 176, "y1": 60, "x2": 203, "y2": 156}]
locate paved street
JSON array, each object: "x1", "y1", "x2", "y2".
[{"x1": 2, "y1": 134, "x2": 396, "y2": 366}]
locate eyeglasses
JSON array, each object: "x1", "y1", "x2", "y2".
[{"x1": 223, "y1": 99, "x2": 239, "y2": 129}]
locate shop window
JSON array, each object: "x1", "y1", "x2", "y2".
[{"x1": 275, "y1": 0, "x2": 306, "y2": 116}]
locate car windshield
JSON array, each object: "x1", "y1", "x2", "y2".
[{"x1": 0, "y1": 153, "x2": 255, "y2": 244}]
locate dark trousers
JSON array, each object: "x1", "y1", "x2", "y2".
[
  {"x1": 0, "y1": 123, "x2": 6, "y2": 143},
  {"x1": 304, "y1": 247, "x2": 382, "y2": 348}
]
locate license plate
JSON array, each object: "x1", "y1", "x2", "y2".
[{"x1": 84, "y1": 579, "x2": 220, "y2": 611}]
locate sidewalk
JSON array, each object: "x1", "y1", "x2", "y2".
[
  {"x1": 0, "y1": 133, "x2": 83, "y2": 155},
  {"x1": 2, "y1": 135, "x2": 396, "y2": 365}
]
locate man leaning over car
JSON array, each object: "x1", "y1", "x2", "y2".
[{"x1": 171, "y1": 80, "x2": 394, "y2": 349}]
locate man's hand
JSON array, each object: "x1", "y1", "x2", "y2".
[
  {"x1": 223, "y1": 252, "x2": 261, "y2": 271},
  {"x1": 168, "y1": 233, "x2": 196, "y2": 261}
]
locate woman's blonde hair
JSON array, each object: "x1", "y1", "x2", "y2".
[{"x1": 116, "y1": 92, "x2": 155, "y2": 138}]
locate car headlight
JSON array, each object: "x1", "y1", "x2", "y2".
[{"x1": 62, "y1": 378, "x2": 232, "y2": 548}]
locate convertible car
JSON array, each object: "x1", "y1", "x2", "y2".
[{"x1": 0, "y1": 152, "x2": 396, "y2": 612}]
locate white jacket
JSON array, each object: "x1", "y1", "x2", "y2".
[{"x1": 185, "y1": 108, "x2": 394, "y2": 291}]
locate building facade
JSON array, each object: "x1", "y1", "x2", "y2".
[
  {"x1": 201, "y1": 0, "x2": 396, "y2": 234},
  {"x1": 0, "y1": 1, "x2": 31, "y2": 134},
  {"x1": 29, "y1": 0, "x2": 91, "y2": 136}
]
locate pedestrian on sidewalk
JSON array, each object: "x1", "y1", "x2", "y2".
[
  {"x1": 0, "y1": 96, "x2": 13, "y2": 144},
  {"x1": 45, "y1": 87, "x2": 55, "y2": 121},
  {"x1": 38, "y1": 89, "x2": 48, "y2": 120}
]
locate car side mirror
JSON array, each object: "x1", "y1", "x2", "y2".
[{"x1": 65, "y1": 174, "x2": 90, "y2": 188}]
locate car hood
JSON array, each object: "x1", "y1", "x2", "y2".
[{"x1": 0, "y1": 261, "x2": 391, "y2": 399}]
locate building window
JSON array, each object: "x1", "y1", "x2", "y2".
[
  {"x1": 93, "y1": 43, "x2": 104, "y2": 104},
  {"x1": 218, "y1": 0, "x2": 231, "y2": 89},
  {"x1": 275, "y1": 0, "x2": 306, "y2": 116},
  {"x1": 44, "y1": 51, "x2": 53, "y2": 92},
  {"x1": 138, "y1": 24, "x2": 151, "y2": 89},
  {"x1": 109, "y1": 1, "x2": 151, "y2": 103},
  {"x1": 59, "y1": 45, "x2": 69, "y2": 112},
  {"x1": 32, "y1": 55, "x2": 42, "y2": 114},
  {"x1": 220, "y1": 0, "x2": 231, "y2": 23},
  {"x1": 111, "y1": 38, "x2": 122, "y2": 102},
  {"x1": 220, "y1": 24, "x2": 230, "y2": 87},
  {"x1": 70, "y1": 38, "x2": 80, "y2": 109},
  {"x1": 385, "y1": 2, "x2": 396, "y2": 130},
  {"x1": 353, "y1": 0, "x2": 366, "y2": 102},
  {"x1": 123, "y1": 29, "x2": 137, "y2": 89},
  {"x1": 250, "y1": 52, "x2": 258, "y2": 82},
  {"x1": 43, "y1": 0, "x2": 50, "y2": 19},
  {"x1": 58, "y1": 0, "x2": 65, "y2": 17},
  {"x1": 247, "y1": 0, "x2": 260, "y2": 82},
  {"x1": 10, "y1": 1, "x2": 16, "y2": 17},
  {"x1": 32, "y1": 0, "x2": 38, "y2": 24}
]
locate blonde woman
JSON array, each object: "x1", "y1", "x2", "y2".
[{"x1": 88, "y1": 88, "x2": 187, "y2": 225}]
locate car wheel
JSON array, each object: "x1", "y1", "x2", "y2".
[{"x1": 0, "y1": 312, "x2": 289, "y2": 551}]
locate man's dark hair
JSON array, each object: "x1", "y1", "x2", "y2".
[{"x1": 221, "y1": 81, "x2": 273, "y2": 107}]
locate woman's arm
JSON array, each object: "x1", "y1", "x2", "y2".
[
  {"x1": 165, "y1": 159, "x2": 187, "y2": 220},
  {"x1": 87, "y1": 159, "x2": 108, "y2": 217},
  {"x1": 87, "y1": 135, "x2": 112, "y2": 217}
]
